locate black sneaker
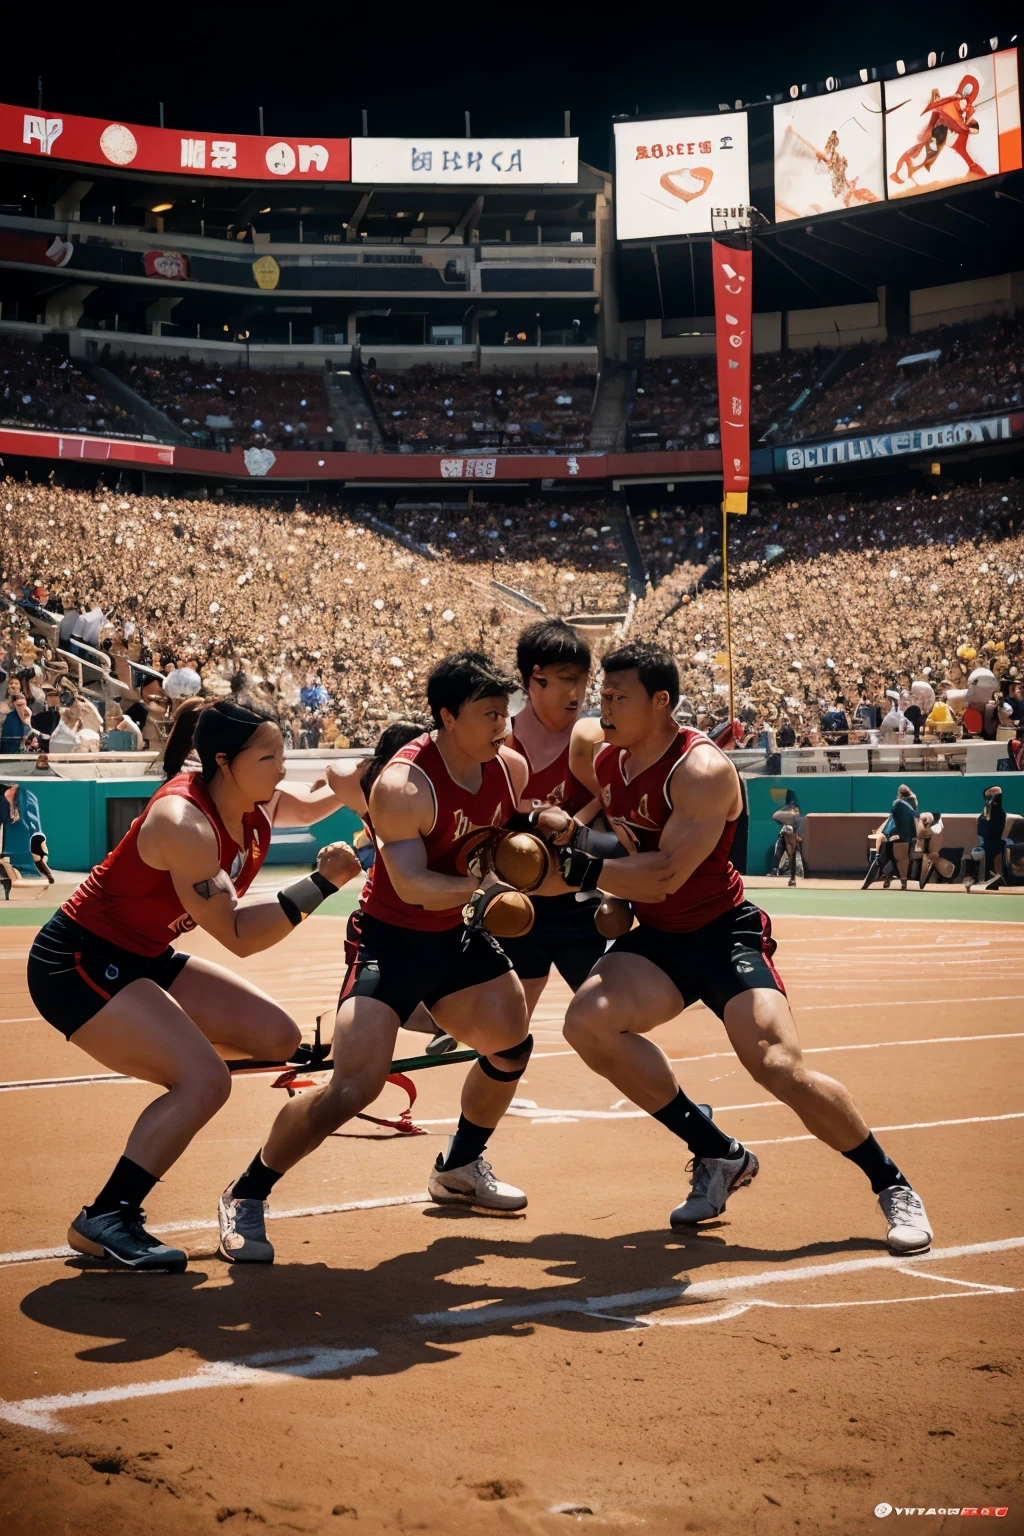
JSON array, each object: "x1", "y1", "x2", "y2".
[{"x1": 68, "y1": 1206, "x2": 187, "y2": 1272}]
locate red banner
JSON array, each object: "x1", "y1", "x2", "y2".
[
  {"x1": 143, "y1": 251, "x2": 189, "y2": 279},
  {"x1": 711, "y1": 238, "x2": 753, "y2": 512},
  {"x1": 0, "y1": 103, "x2": 351, "y2": 182}
]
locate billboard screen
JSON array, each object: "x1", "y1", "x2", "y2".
[
  {"x1": 350, "y1": 138, "x2": 578, "y2": 184},
  {"x1": 773, "y1": 83, "x2": 884, "y2": 221},
  {"x1": 884, "y1": 48, "x2": 1021, "y2": 197},
  {"x1": 0, "y1": 102, "x2": 351, "y2": 181},
  {"x1": 614, "y1": 113, "x2": 749, "y2": 239}
]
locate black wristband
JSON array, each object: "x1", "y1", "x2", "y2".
[
  {"x1": 558, "y1": 845, "x2": 603, "y2": 892},
  {"x1": 278, "y1": 868, "x2": 338, "y2": 926}
]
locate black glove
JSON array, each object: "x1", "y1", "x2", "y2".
[
  {"x1": 557, "y1": 845, "x2": 603, "y2": 892},
  {"x1": 462, "y1": 880, "x2": 518, "y2": 932}
]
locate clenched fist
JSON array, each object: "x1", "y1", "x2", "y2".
[{"x1": 317, "y1": 840, "x2": 362, "y2": 888}]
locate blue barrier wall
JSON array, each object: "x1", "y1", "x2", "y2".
[
  {"x1": 746, "y1": 774, "x2": 1024, "y2": 875},
  {"x1": 7, "y1": 776, "x2": 362, "y2": 873}
]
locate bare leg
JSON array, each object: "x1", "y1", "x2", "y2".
[
  {"x1": 70, "y1": 979, "x2": 232, "y2": 1176},
  {"x1": 169, "y1": 954, "x2": 301, "y2": 1062},
  {"x1": 432, "y1": 971, "x2": 530, "y2": 1130},
  {"x1": 722, "y1": 987, "x2": 869, "y2": 1151},
  {"x1": 564, "y1": 953, "x2": 686, "y2": 1112}
]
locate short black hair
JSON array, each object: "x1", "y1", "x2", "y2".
[
  {"x1": 516, "y1": 619, "x2": 591, "y2": 686},
  {"x1": 427, "y1": 651, "x2": 516, "y2": 729},
  {"x1": 601, "y1": 641, "x2": 680, "y2": 708}
]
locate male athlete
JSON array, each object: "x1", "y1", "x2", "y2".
[
  {"x1": 502, "y1": 619, "x2": 608, "y2": 1014},
  {"x1": 547, "y1": 641, "x2": 933, "y2": 1255},
  {"x1": 220, "y1": 652, "x2": 540, "y2": 1261}
]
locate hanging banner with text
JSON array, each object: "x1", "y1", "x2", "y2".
[
  {"x1": 711, "y1": 238, "x2": 753, "y2": 511},
  {"x1": 0, "y1": 102, "x2": 351, "y2": 181}
]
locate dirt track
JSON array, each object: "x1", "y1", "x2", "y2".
[{"x1": 1, "y1": 912, "x2": 1021, "y2": 1536}]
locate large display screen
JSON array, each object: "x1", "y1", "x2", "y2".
[
  {"x1": 614, "y1": 112, "x2": 749, "y2": 239},
  {"x1": 773, "y1": 83, "x2": 885, "y2": 221},
  {"x1": 884, "y1": 48, "x2": 1021, "y2": 197}
]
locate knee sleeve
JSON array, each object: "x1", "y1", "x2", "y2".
[{"x1": 478, "y1": 1033, "x2": 534, "y2": 1082}]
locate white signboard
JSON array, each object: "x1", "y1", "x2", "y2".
[
  {"x1": 773, "y1": 83, "x2": 885, "y2": 221},
  {"x1": 614, "y1": 113, "x2": 749, "y2": 239},
  {"x1": 781, "y1": 414, "x2": 1015, "y2": 470},
  {"x1": 351, "y1": 137, "x2": 579, "y2": 184}
]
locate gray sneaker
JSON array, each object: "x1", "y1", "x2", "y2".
[
  {"x1": 879, "y1": 1184, "x2": 932, "y2": 1254},
  {"x1": 670, "y1": 1148, "x2": 759, "y2": 1227},
  {"x1": 68, "y1": 1206, "x2": 187, "y2": 1272},
  {"x1": 428, "y1": 1143, "x2": 527, "y2": 1211},
  {"x1": 218, "y1": 1187, "x2": 275, "y2": 1263}
]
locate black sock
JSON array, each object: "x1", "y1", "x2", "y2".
[
  {"x1": 86, "y1": 1155, "x2": 159, "y2": 1217},
  {"x1": 231, "y1": 1151, "x2": 285, "y2": 1201},
  {"x1": 842, "y1": 1133, "x2": 911, "y2": 1195},
  {"x1": 651, "y1": 1089, "x2": 740, "y2": 1160},
  {"x1": 442, "y1": 1115, "x2": 494, "y2": 1171}
]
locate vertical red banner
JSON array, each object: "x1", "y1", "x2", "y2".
[{"x1": 711, "y1": 239, "x2": 753, "y2": 513}]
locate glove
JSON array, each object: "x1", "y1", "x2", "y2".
[
  {"x1": 557, "y1": 844, "x2": 603, "y2": 893},
  {"x1": 462, "y1": 882, "x2": 534, "y2": 938}
]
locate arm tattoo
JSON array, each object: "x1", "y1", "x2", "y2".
[{"x1": 193, "y1": 870, "x2": 233, "y2": 900}]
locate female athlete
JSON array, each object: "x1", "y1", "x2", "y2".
[{"x1": 27, "y1": 699, "x2": 362, "y2": 1273}]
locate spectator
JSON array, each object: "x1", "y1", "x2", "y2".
[
  {"x1": 102, "y1": 705, "x2": 143, "y2": 751},
  {"x1": 864, "y1": 784, "x2": 919, "y2": 890},
  {"x1": 0, "y1": 679, "x2": 33, "y2": 752}
]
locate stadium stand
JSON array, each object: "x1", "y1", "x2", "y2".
[
  {"x1": 365, "y1": 364, "x2": 595, "y2": 451},
  {"x1": 0, "y1": 334, "x2": 138, "y2": 437}
]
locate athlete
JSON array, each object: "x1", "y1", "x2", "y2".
[
  {"x1": 501, "y1": 620, "x2": 608, "y2": 1013},
  {"x1": 548, "y1": 642, "x2": 933, "y2": 1255},
  {"x1": 220, "y1": 652, "x2": 547, "y2": 1262},
  {"x1": 26, "y1": 699, "x2": 363, "y2": 1272}
]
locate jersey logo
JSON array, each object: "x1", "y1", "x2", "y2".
[
  {"x1": 546, "y1": 780, "x2": 567, "y2": 806},
  {"x1": 169, "y1": 912, "x2": 197, "y2": 936},
  {"x1": 637, "y1": 793, "x2": 650, "y2": 822},
  {"x1": 602, "y1": 785, "x2": 611, "y2": 806},
  {"x1": 609, "y1": 816, "x2": 641, "y2": 854}
]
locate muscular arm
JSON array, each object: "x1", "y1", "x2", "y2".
[
  {"x1": 272, "y1": 757, "x2": 368, "y2": 827},
  {"x1": 654, "y1": 746, "x2": 743, "y2": 895},
  {"x1": 569, "y1": 716, "x2": 604, "y2": 820},
  {"x1": 369, "y1": 763, "x2": 479, "y2": 912},
  {"x1": 138, "y1": 800, "x2": 357, "y2": 958}
]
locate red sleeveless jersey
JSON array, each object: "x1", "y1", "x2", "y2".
[
  {"x1": 595, "y1": 727, "x2": 743, "y2": 933},
  {"x1": 510, "y1": 730, "x2": 592, "y2": 817},
  {"x1": 361, "y1": 732, "x2": 517, "y2": 931},
  {"x1": 63, "y1": 772, "x2": 271, "y2": 957}
]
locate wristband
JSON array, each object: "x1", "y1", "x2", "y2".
[
  {"x1": 568, "y1": 822, "x2": 627, "y2": 860},
  {"x1": 278, "y1": 869, "x2": 337, "y2": 926}
]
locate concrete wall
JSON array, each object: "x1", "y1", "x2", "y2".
[
  {"x1": 785, "y1": 300, "x2": 885, "y2": 349},
  {"x1": 910, "y1": 271, "x2": 1024, "y2": 331}
]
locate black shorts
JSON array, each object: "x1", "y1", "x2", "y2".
[
  {"x1": 27, "y1": 911, "x2": 191, "y2": 1041},
  {"x1": 607, "y1": 900, "x2": 786, "y2": 1021},
  {"x1": 339, "y1": 910, "x2": 513, "y2": 1026},
  {"x1": 500, "y1": 892, "x2": 607, "y2": 993}
]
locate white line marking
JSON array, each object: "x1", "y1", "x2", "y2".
[
  {"x1": 746, "y1": 1111, "x2": 1024, "y2": 1146},
  {"x1": 894, "y1": 1267, "x2": 1014, "y2": 1294},
  {"x1": 0, "y1": 1192, "x2": 430, "y2": 1269},
  {"x1": 795, "y1": 995, "x2": 1024, "y2": 1012},
  {"x1": 2, "y1": 1238, "x2": 1020, "y2": 1432},
  {"x1": 668, "y1": 1031, "x2": 1024, "y2": 1067},
  {"x1": 413, "y1": 1237, "x2": 1024, "y2": 1328},
  {"x1": 0, "y1": 1347, "x2": 377, "y2": 1432}
]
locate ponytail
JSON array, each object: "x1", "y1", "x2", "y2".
[
  {"x1": 359, "y1": 719, "x2": 427, "y2": 800},
  {"x1": 163, "y1": 698, "x2": 275, "y2": 781}
]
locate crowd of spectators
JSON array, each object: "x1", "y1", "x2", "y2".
[
  {"x1": 792, "y1": 312, "x2": 1024, "y2": 441},
  {"x1": 0, "y1": 336, "x2": 136, "y2": 438},
  {"x1": 628, "y1": 350, "x2": 827, "y2": 451},
  {"x1": 0, "y1": 481, "x2": 626, "y2": 751},
  {"x1": 106, "y1": 356, "x2": 334, "y2": 450},
  {"x1": 632, "y1": 480, "x2": 1023, "y2": 740},
  {"x1": 367, "y1": 364, "x2": 594, "y2": 452}
]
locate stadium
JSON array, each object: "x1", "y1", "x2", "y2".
[{"x1": 0, "y1": 11, "x2": 1022, "y2": 1533}]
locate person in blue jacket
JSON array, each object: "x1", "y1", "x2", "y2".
[
  {"x1": 0, "y1": 782, "x2": 54, "y2": 890},
  {"x1": 863, "y1": 784, "x2": 918, "y2": 890}
]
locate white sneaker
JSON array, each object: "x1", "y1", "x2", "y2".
[
  {"x1": 670, "y1": 1148, "x2": 759, "y2": 1227},
  {"x1": 218, "y1": 1187, "x2": 275, "y2": 1263},
  {"x1": 879, "y1": 1184, "x2": 932, "y2": 1254},
  {"x1": 428, "y1": 1141, "x2": 527, "y2": 1211}
]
